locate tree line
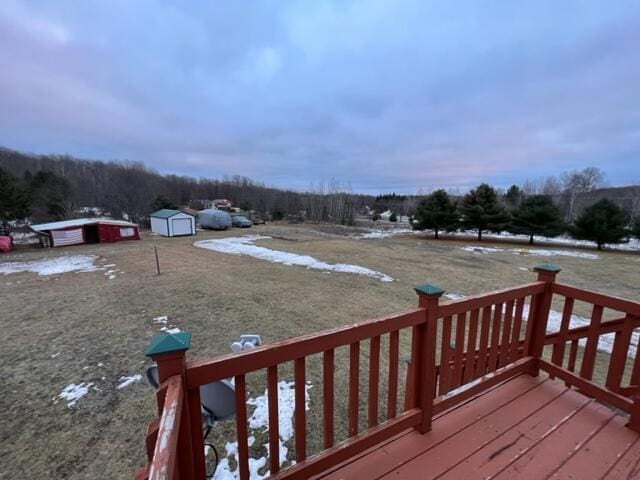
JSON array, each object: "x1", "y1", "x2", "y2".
[
  {"x1": 413, "y1": 183, "x2": 640, "y2": 250},
  {"x1": 0, "y1": 147, "x2": 370, "y2": 228}
]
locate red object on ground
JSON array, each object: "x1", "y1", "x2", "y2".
[{"x1": 0, "y1": 235, "x2": 12, "y2": 252}]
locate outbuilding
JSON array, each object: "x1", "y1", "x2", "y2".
[
  {"x1": 150, "y1": 209, "x2": 196, "y2": 237},
  {"x1": 31, "y1": 218, "x2": 140, "y2": 248}
]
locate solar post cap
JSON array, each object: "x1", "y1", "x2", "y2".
[
  {"x1": 414, "y1": 284, "x2": 445, "y2": 297},
  {"x1": 145, "y1": 331, "x2": 191, "y2": 357},
  {"x1": 534, "y1": 264, "x2": 562, "y2": 273}
]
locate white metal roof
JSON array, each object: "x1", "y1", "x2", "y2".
[{"x1": 31, "y1": 218, "x2": 138, "y2": 232}]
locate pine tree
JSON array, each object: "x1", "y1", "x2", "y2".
[
  {"x1": 459, "y1": 183, "x2": 511, "y2": 240},
  {"x1": 510, "y1": 195, "x2": 565, "y2": 244},
  {"x1": 414, "y1": 189, "x2": 459, "y2": 239},
  {"x1": 29, "y1": 170, "x2": 72, "y2": 220},
  {"x1": 569, "y1": 199, "x2": 630, "y2": 250},
  {"x1": 504, "y1": 185, "x2": 523, "y2": 209},
  {"x1": 0, "y1": 167, "x2": 31, "y2": 230},
  {"x1": 633, "y1": 218, "x2": 640, "y2": 239},
  {"x1": 151, "y1": 195, "x2": 178, "y2": 211},
  {"x1": 389, "y1": 212, "x2": 397, "y2": 222}
]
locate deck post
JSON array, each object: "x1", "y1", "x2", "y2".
[
  {"x1": 146, "y1": 332, "x2": 202, "y2": 480},
  {"x1": 529, "y1": 264, "x2": 561, "y2": 376},
  {"x1": 414, "y1": 284, "x2": 444, "y2": 433},
  {"x1": 628, "y1": 396, "x2": 640, "y2": 433}
]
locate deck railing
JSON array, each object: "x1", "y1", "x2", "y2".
[{"x1": 136, "y1": 264, "x2": 640, "y2": 480}]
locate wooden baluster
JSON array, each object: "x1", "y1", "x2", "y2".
[
  {"x1": 323, "y1": 349, "x2": 334, "y2": 449},
  {"x1": 510, "y1": 297, "x2": 525, "y2": 360},
  {"x1": 579, "y1": 304, "x2": 604, "y2": 380},
  {"x1": 464, "y1": 309, "x2": 479, "y2": 383},
  {"x1": 348, "y1": 342, "x2": 360, "y2": 437},
  {"x1": 387, "y1": 330, "x2": 399, "y2": 419},
  {"x1": 476, "y1": 306, "x2": 492, "y2": 377},
  {"x1": 294, "y1": 357, "x2": 306, "y2": 462},
  {"x1": 235, "y1": 374, "x2": 250, "y2": 480},
  {"x1": 488, "y1": 303, "x2": 503, "y2": 373},
  {"x1": 267, "y1": 365, "x2": 280, "y2": 475},
  {"x1": 606, "y1": 314, "x2": 635, "y2": 393},
  {"x1": 631, "y1": 343, "x2": 640, "y2": 386},
  {"x1": 438, "y1": 316, "x2": 453, "y2": 395},
  {"x1": 567, "y1": 340, "x2": 579, "y2": 373},
  {"x1": 528, "y1": 265, "x2": 560, "y2": 376},
  {"x1": 551, "y1": 297, "x2": 575, "y2": 371},
  {"x1": 452, "y1": 313, "x2": 466, "y2": 388},
  {"x1": 368, "y1": 336, "x2": 381, "y2": 428},
  {"x1": 499, "y1": 300, "x2": 514, "y2": 367},
  {"x1": 523, "y1": 295, "x2": 537, "y2": 355}
]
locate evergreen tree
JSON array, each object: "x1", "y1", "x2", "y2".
[
  {"x1": 389, "y1": 212, "x2": 397, "y2": 222},
  {"x1": 414, "y1": 189, "x2": 459, "y2": 239},
  {"x1": 633, "y1": 218, "x2": 640, "y2": 239},
  {"x1": 0, "y1": 167, "x2": 31, "y2": 230},
  {"x1": 151, "y1": 195, "x2": 178, "y2": 211},
  {"x1": 504, "y1": 185, "x2": 523, "y2": 209},
  {"x1": 510, "y1": 195, "x2": 565, "y2": 244},
  {"x1": 459, "y1": 183, "x2": 511, "y2": 240},
  {"x1": 569, "y1": 198, "x2": 630, "y2": 250}
]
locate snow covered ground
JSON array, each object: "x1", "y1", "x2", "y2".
[
  {"x1": 0, "y1": 255, "x2": 102, "y2": 276},
  {"x1": 357, "y1": 227, "x2": 640, "y2": 252},
  {"x1": 116, "y1": 374, "x2": 142, "y2": 390},
  {"x1": 56, "y1": 383, "x2": 94, "y2": 407},
  {"x1": 195, "y1": 236, "x2": 394, "y2": 282},
  {"x1": 213, "y1": 380, "x2": 312, "y2": 480},
  {"x1": 461, "y1": 245, "x2": 599, "y2": 259}
]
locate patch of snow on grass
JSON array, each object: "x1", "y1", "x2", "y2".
[
  {"x1": 195, "y1": 236, "x2": 393, "y2": 282},
  {"x1": 444, "y1": 293, "x2": 465, "y2": 301},
  {"x1": 153, "y1": 316, "x2": 168, "y2": 324},
  {"x1": 163, "y1": 327, "x2": 182, "y2": 334},
  {"x1": 461, "y1": 245, "x2": 598, "y2": 259},
  {"x1": 116, "y1": 374, "x2": 142, "y2": 390},
  {"x1": 57, "y1": 383, "x2": 93, "y2": 407},
  {"x1": 358, "y1": 228, "x2": 414, "y2": 239},
  {"x1": 0, "y1": 255, "x2": 100, "y2": 276},
  {"x1": 212, "y1": 381, "x2": 313, "y2": 479}
]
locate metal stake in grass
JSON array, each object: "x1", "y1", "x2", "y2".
[{"x1": 154, "y1": 245, "x2": 161, "y2": 275}]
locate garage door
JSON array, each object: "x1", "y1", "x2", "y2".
[{"x1": 171, "y1": 218, "x2": 192, "y2": 236}]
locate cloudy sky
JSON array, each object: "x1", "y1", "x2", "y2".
[{"x1": 1, "y1": 1, "x2": 639, "y2": 193}]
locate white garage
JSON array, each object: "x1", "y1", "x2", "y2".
[{"x1": 150, "y1": 209, "x2": 196, "y2": 237}]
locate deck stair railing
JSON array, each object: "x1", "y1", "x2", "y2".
[{"x1": 136, "y1": 264, "x2": 640, "y2": 480}]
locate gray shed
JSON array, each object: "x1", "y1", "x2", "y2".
[{"x1": 150, "y1": 209, "x2": 196, "y2": 237}]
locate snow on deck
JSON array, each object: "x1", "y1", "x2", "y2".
[
  {"x1": 0, "y1": 255, "x2": 101, "y2": 276},
  {"x1": 194, "y1": 236, "x2": 394, "y2": 282}
]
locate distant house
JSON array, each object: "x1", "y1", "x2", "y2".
[
  {"x1": 31, "y1": 218, "x2": 140, "y2": 248},
  {"x1": 150, "y1": 209, "x2": 196, "y2": 237}
]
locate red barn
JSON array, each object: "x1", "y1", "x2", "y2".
[{"x1": 31, "y1": 218, "x2": 140, "y2": 248}]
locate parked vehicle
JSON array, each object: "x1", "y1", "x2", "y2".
[
  {"x1": 198, "y1": 209, "x2": 232, "y2": 230},
  {"x1": 231, "y1": 215, "x2": 252, "y2": 228}
]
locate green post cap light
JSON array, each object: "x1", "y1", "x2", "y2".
[
  {"x1": 146, "y1": 331, "x2": 191, "y2": 357},
  {"x1": 534, "y1": 264, "x2": 562, "y2": 273},
  {"x1": 414, "y1": 284, "x2": 445, "y2": 297}
]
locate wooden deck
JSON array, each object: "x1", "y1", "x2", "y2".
[{"x1": 319, "y1": 374, "x2": 640, "y2": 480}]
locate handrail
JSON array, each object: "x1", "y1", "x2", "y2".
[
  {"x1": 552, "y1": 283, "x2": 640, "y2": 316},
  {"x1": 437, "y1": 281, "x2": 545, "y2": 318},
  {"x1": 186, "y1": 307, "x2": 424, "y2": 388},
  {"x1": 148, "y1": 376, "x2": 183, "y2": 480}
]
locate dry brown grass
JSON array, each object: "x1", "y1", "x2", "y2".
[{"x1": 1, "y1": 224, "x2": 638, "y2": 479}]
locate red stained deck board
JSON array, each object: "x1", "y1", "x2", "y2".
[
  {"x1": 437, "y1": 388, "x2": 591, "y2": 480},
  {"x1": 320, "y1": 374, "x2": 547, "y2": 480},
  {"x1": 606, "y1": 437, "x2": 640, "y2": 479},
  {"x1": 378, "y1": 378, "x2": 569, "y2": 480},
  {"x1": 320, "y1": 375, "x2": 640, "y2": 480},
  {"x1": 492, "y1": 400, "x2": 617, "y2": 479},
  {"x1": 551, "y1": 414, "x2": 638, "y2": 479}
]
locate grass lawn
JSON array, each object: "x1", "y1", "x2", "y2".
[{"x1": 1, "y1": 223, "x2": 638, "y2": 479}]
